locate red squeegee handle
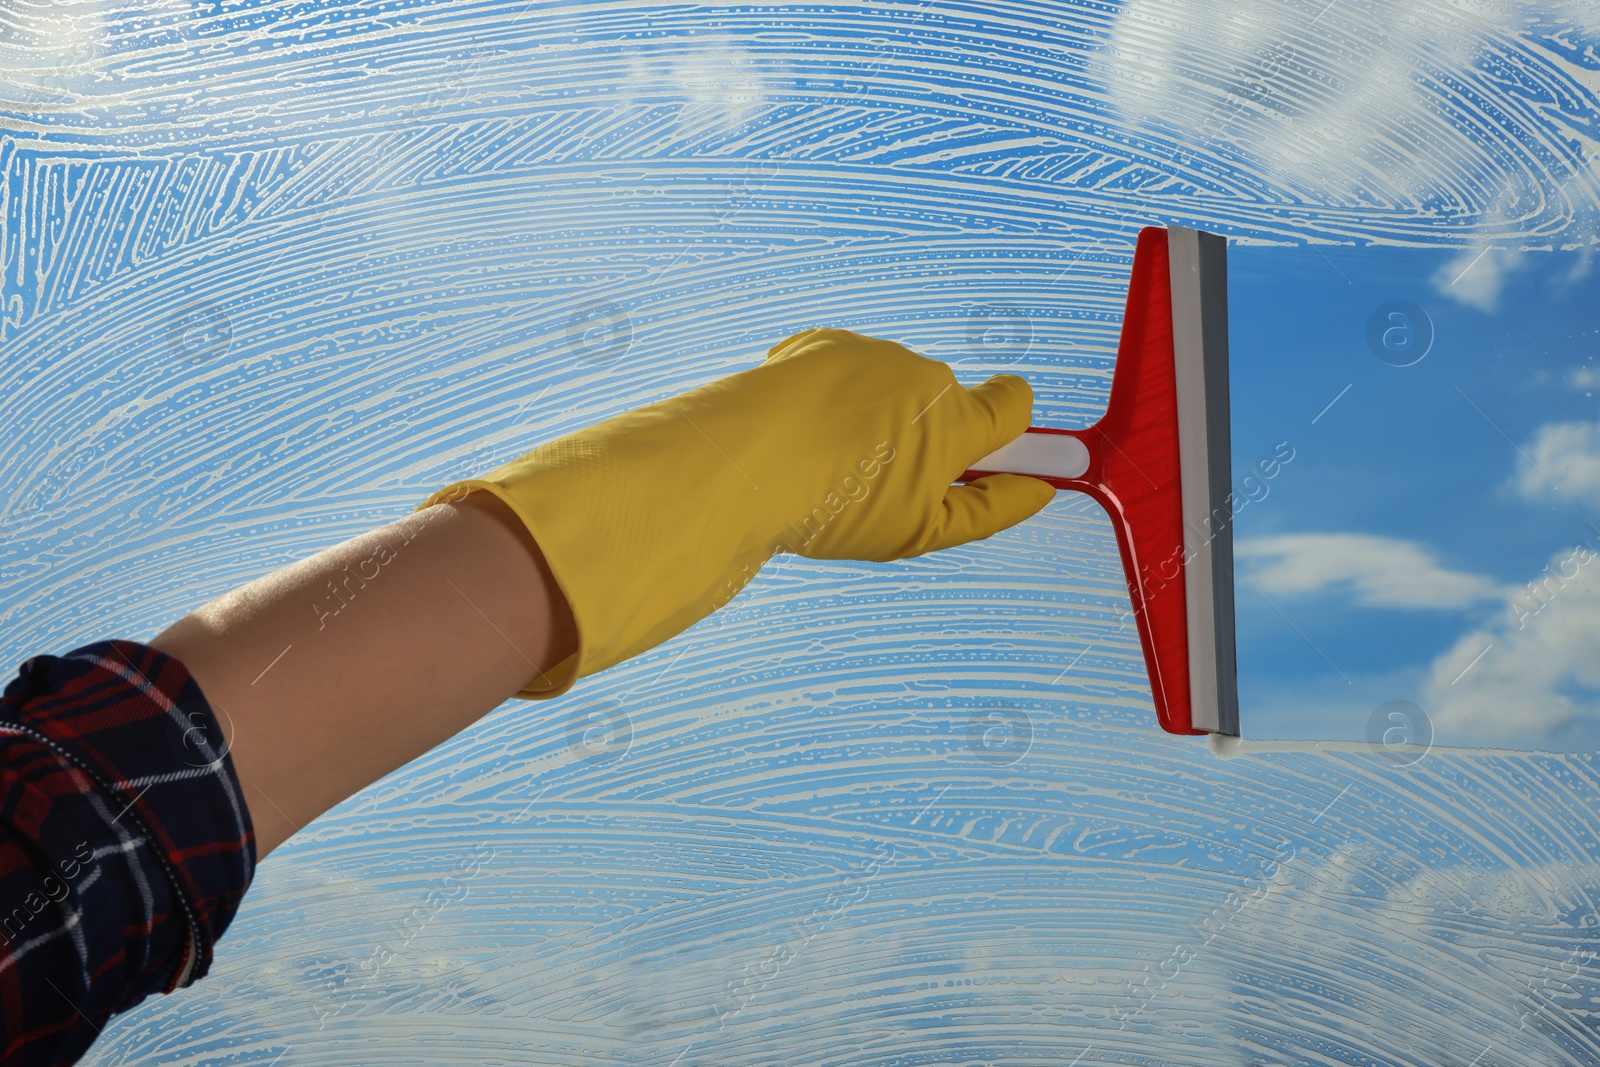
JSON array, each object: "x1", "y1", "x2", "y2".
[
  {"x1": 960, "y1": 422, "x2": 1203, "y2": 739},
  {"x1": 942, "y1": 227, "x2": 1221, "y2": 739},
  {"x1": 943, "y1": 227, "x2": 1213, "y2": 738}
]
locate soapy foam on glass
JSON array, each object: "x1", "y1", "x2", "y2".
[{"x1": 2, "y1": 2, "x2": 1599, "y2": 1064}]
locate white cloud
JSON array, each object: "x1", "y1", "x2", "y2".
[
  {"x1": 1431, "y1": 243, "x2": 1528, "y2": 312},
  {"x1": 1228, "y1": 842, "x2": 1600, "y2": 1063},
  {"x1": 1571, "y1": 364, "x2": 1600, "y2": 391},
  {"x1": 1098, "y1": 0, "x2": 1524, "y2": 212},
  {"x1": 1513, "y1": 420, "x2": 1600, "y2": 503},
  {"x1": 1425, "y1": 542, "x2": 1600, "y2": 738},
  {"x1": 1100, "y1": 0, "x2": 1600, "y2": 274},
  {"x1": 624, "y1": 45, "x2": 770, "y2": 134},
  {"x1": 1236, "y1": 532, "x2": 1506, "y2": 610}
]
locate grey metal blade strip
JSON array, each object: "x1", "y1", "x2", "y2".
[{"x1": 1169, "y1": 226, "x2": 1240, "y2": 737}]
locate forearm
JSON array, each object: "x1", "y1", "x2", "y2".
[
  {"x1": 148, "y1": 493, "x2": 576, "y2": 858},
  {"x1": 144, "y1": 329, "x2": 1042, "y2": 863},
  {"x1": 6, "y1": 331, "x2": 1043, "y2": 1065}
]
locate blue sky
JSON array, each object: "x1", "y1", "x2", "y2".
[{"x1": 1230, "y1": 241, "x2": 1600, "y2": 750}]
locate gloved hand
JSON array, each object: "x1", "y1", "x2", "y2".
[{"x1": 417, "y1": 327, "x2": 1056, "y2": 698}]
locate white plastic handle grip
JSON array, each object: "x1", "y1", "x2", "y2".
[{"x1": 968, "y1": 429, "x2": 1090, "y2": 480}]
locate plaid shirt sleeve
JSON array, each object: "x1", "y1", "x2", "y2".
[{"x1": 0, "y1": 639, "x2": 257, "y2": 1066}]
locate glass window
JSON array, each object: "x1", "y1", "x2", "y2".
[{"x1": 3, "y1": 2, "x2": 1598, "y2": 1063}]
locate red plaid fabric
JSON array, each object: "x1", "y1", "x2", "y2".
[{"x1": 0, "y1": 640, "x2": 256, "y2": 1066}]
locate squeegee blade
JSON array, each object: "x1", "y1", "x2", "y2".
[{"x1": 1169, "y1": 226, "x2": 1240, "y2": 737}]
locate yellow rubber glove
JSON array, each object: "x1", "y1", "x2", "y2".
[{"x1": 417, "y1": 327, "x2": 1056, "y2": 698}]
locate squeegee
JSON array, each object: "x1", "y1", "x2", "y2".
[{"x1": 960, "y1": 225, "x2": 1238, "y2": 738}]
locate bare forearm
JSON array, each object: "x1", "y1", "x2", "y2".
[
  {"x1": 148, "y1": 493, "x2": 576, "y2": 858},
  {"x1": 143, "y1": 329, "x2": 1043, "y2": 863}
]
